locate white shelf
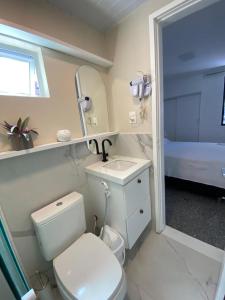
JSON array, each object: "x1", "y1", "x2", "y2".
[
  {"x1": 0, "y1": 131, "x2": 118, "y2": 161},
  {"x1": 0, "y1": 19, "x2": 113, "y2": 68}
]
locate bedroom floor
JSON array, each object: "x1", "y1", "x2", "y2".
[{"x1": 165, "y1": 177, "x2": 225, "y2": 250}]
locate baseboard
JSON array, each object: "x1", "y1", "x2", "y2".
[{"x1": 162, "y1": 225, "x2": 224, "y2": 263}]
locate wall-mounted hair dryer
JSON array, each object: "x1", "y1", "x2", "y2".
[
  {"x1": 78, "y1": 95, "x2": 92, "y2": 112},
  {"x1": 130, "y1": 74, "x2": 151, "y2": 100}
]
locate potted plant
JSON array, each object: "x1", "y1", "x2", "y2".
[{"x1": 1, "y1": 117, "x2": 38, "y2": 151}]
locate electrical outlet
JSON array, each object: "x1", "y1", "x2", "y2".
[
  {"x1": 92, "y1": 116, "x2": 98, "y2": 126},
  {"x1": 87, "y1": 117, "x2": 92, "y2": 125},
  {"x1": 129, "y1": 111, "x2": 137, "y2": 124}
]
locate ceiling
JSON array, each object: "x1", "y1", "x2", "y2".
[
  {"x1": 163, "y1": 0, "x2": 225, "y2": 77},
  {"x1": 46, "y1": 0, "x2": 147, "y2": 32}
]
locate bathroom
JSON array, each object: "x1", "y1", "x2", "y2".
[{"x1": 0, "y1": 0, "x2": 225, "y2": 300}]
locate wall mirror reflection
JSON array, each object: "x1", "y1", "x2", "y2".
[{"x1": 75, "y1": 65, "x2": 109, "y2": 136}]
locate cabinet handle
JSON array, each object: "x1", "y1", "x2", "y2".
[
  {"x1": 140, "y1": 209, "x2": 144, "y2": 214},
  {"x1": 137, "y1": 179, "x2": 142, "y2": 183}
]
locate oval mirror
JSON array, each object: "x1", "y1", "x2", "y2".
[{"x1": 75, "y1": 65, "x2": 109, "y2": 137}]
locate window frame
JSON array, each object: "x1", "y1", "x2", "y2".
[
  {"x1": 221, "y1": 77, "x2": 225, "y2": 126},
  {"x1": 0, "y1": 35, "x2": 49, "y2": 98}
]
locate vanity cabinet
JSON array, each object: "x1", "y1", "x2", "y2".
[{"x1": 87, "y1": 168, "x2": 151, "y2": 249}]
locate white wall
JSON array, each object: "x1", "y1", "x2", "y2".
[
  {"x1": 164, "y1": 71, "x2": 225, "y2": 143},
  {"x1": 164, "y1": 93, "x2": 201, "y2": 142},
  {"x1": 164, "y1": 74, "x2": 203, "y2": 98},
  {"x1": 0, "y1": 142, "x2": 103, "y2": 277},
  {"x1": 0, "y1": 0, "x2": 171, "y2": 286},
  {"x1": 162, "y1": 0, "x2": 225, "y2": 76},
  {"x1": 200, "y1": 72, "x2": 225, "y2": 142},
  {"x1": 105, "y1": 0, "x2": 173, "y2": 133},
  {"x1": 0, "y1": 0, "x2": 107, "y2": 58}
]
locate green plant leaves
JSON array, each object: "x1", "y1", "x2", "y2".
[
  {"x1": 21, "y1": 117, "x2": 30, "y2": 132},
  {"x1": 0, "y1": 117, "x2": 38, "y2": 135},
  {"x1": 10, "y1": 125, "x2": 19, "y2": 134},
  {"x1": 30, "y1": 129, "x2": 39, "y2": 135},
  {"x1": 17, "y1": 118, "x2": 22, "y2": 130}
]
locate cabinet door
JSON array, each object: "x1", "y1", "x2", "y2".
[
  {"x1": 124, "y1": 169, "x2": 150, "y2": 217},
  {"x1": 124, "y1": 168, "x2": 151, "y2": 249},
  {"x1": 126, "y1": 201, "x2": 151, "y2": 249}
]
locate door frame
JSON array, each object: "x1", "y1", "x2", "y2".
[
  {"x1": 149, "y1": 1, "x2": 224, "y2": 297},
  {"x1": 149, "y1": 0, "x2": 220, "y2": 233}
]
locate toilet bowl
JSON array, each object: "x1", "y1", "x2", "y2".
[
  {"x1": 31, "y1": 192, "x2": 127, "y2": 300},
  {"x1": 54, "y1": 233, "x2": 127, "y2": 300}
]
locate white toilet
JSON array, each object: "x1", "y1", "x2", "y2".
[{"x1": 31, "y1": 192, "x2": 127, "y2": 300}]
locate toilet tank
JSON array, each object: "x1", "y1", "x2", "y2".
[{"x1": 31, "y1": 192, "x2": 86, "y2": 261}]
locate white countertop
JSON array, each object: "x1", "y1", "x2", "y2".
[{"x1": 85, "y1": 156, "x2": 152, "y2": 185}]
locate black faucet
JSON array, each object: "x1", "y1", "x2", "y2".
[
  {"x1": 89, "y1": 139, "x2": 101, "y2": 154},
  {"x1": 101, "y1": 139, "x2": 112, "y2": 162}
]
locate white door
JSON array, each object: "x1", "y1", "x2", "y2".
[
  {"x1": 176, "y1": 93, "x2": 201, "y2": 141},
  {"x1": 164, "y1": 98, "x2": 177, "y2": 140}
]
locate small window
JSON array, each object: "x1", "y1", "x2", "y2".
[
  {"x1": 222, "y1": 77, "x2": 225, "y2": 125},
  {"x1": 0, "y1": 36, "x2": 49, "y2": 97}
]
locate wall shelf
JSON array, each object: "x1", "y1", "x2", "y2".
[
  {"x1": 0, "y1": 19, "x2": 113, "y2": 68},
  {"x1": 0, "y1": 131, "x2": 118, "y2": 161}
]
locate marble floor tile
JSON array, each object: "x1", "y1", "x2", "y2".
[
  {"x1": 139, "y1": 288, "x2": 155, "y2": 300},
  {"x1": 126, "y1": 279, "x2": 142, "y2": 300},
  {"x1": 125, "y1": 231, "x2": 221, "y2": 300},
  {"x1": 51, "y1": 287, "x2": 63, "y2": 300},
  {"x1": 50, "y1": 229, "x2": 221, "y2": 300}
]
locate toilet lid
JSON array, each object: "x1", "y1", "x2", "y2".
[{"x1": 53, "y1": 233, "x2": 123, "y2": 300}]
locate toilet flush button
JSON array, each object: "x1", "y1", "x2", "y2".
[{"x1": 56, "y1": 202, "x2": 63, "y2": 206}]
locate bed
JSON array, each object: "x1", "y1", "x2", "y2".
[{"x1": 164, "y1": 139, "x2": 225, "y2": 189}]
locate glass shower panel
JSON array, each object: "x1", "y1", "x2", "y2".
[
  {"x1": 0, "y1": 269, "x2": 16, "y2": 300},
  {"x1": 0, "y1": 211, "x2": 30, "y2": 299}
]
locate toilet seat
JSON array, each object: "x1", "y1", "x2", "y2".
[
  {"x1": 55, "y1": 269, "x2": 127, "y2": 300},
  {"x1": 53, "y1": 233, "x2": 123, "y2": 300}
]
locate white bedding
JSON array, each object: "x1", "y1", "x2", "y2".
[{"x1": 164, "y1": 140, "x2": 225, "y2": 189}]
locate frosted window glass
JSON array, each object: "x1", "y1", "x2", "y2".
[
  {"x1": 0, "y1": 49, "x2": 41, "y2": 96},
  {"x1": 0, "y1": 56, "x2": 30, "y2": 95}
]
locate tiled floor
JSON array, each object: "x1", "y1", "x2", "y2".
[
  {"x1": 51, "y1": 229, "x2": 222, "y2": 300},
  {"x1": 52, "y1": 287, "x2": 63, "y2": 300},
  {"x1": 125, "y1": 228, "x2": 222, "y2": 300}
]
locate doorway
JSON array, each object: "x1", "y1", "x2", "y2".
[
  {"x1": 149, "y1": 0, "x2": 223, "y2": 236},
  {"x1": 162, "y1": 0, "x2": 225, "y2": 248},
  {"x1": 149, "y1": 1, "x2": 225, "y2": 298}
]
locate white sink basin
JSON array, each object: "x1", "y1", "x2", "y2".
[
  {"x1": 85, "y1": 156, "x2": 151, "y2": 185},
  {"x1": 103, "y1": 160, "x2": 136, "y2": 171}
]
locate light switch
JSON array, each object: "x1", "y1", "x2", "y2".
[{"x1": 129, "y1": 111, "x2": 137, "y2": 124}]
